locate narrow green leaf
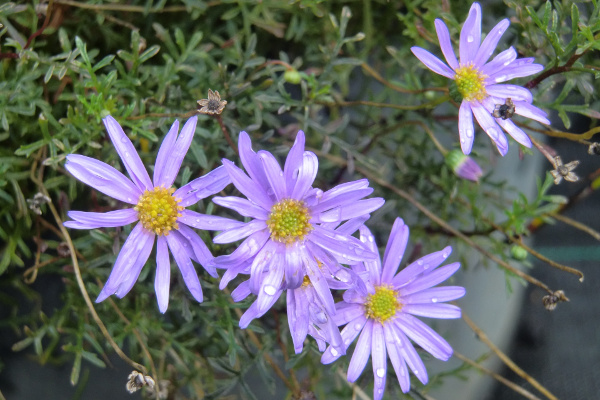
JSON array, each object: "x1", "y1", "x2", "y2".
[
  {"x1": 70, "y1": 352, "x2": 82, "y2": 385},
  {"x1": 138, "y1": 45, "x2": 160, "y2": 64},
  {"x1": 92, "y1": 54, "x2": 115, "y2": 71},
  {"x1": 75, "y1": 36, "x2": 90, "y2": 66}
]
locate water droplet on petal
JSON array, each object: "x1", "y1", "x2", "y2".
[
  {"x1": 354, "y1": 323, "x2": 362, "y2": 331},
  {"x1": 442, "y1": 251, "x2": 449, "y2": 258},
  {"x1": 263, "y1": 285, "x2": 277, "y2": 295},
  {"x1": 488, "y1": 128, "x2": 498, "y2": 139},
  {"x1": 121, "y1": 137, "x2": 128, "y2": 143},
  {"x1": 127, "y1": 198, "x2": 132, "y2": 202},
  {"x1": 207, "y1": 220, "x2": 213, "y2": 224},
  {"x1": 495, "y1": 75, "x2": 507, "y2": 83},
  {"x1": 466, "y1": 128, "x2": 474, "y2": 138},
  {"x1": 432, "y1": 297, "x2": 438, "y2": 303},
  {"x1": 196, "y1": 219, "x2": 200, "y2": 223},
  {"x1": 330, "y1": 348, "x2": 339, "y2": 356},
  {"x1": 414, "y1": 370, "x2": 419, "y2": 376},
  {"x1": 376, "y1": 368, "x2": 385, "y2": 378},
  {"x1": 279, "y1": 171, "x2": 283, "y2": 177},
  {"x1": 467, "y1": 35, "x2": 474, "y2": 43},
  {"x1": 399, "y1": 367, "x2": 406, "y2": 376},
  {"x1": 417, "y1": 260, "x2": 423, "y2": 266},
  {"x1": 460, "y1": 138, "x2": 466, "y2": 144}
]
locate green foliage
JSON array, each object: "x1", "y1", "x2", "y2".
[{"x1": 0, "y1": 0, "x2": 599, "y2": 399}]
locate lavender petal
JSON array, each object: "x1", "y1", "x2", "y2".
[
  {"x1": 459, "y1": 101, "x2": 475, "y2": 155},
  {"x1": 155, "y1": 236, "x2": 171, "y2": 313},
  {"x1": 222, "y1": 159, "x2": 273, "y2": 210},
  {"x1": 473, "y1": 19, "x2": 510, "y2": 66},
  {"x1": 411, "y1": 47, "x2": 455, "y2": 79},
  {"x1": 371, "y1": 323, "x2": 388, "y2": 400},
  {"x1": 166, "y1": 233, "x2": 203, "y2": 303},
  {"x1": 66, "y1": 154, "x2": 141, "y2": 204},
  {"x1": 176, "y1": 224, "x2": 217, "y2": 277},
  {"x1": 403, "y1": 303, "x2": 462, "y2": 319},
  {"x1": 102, "y1": 116, "x2": 153, "y2": 191},
  {"x1": 393, "y1": 246, "x2": 452, "y2": 287},
  {"x1": 291, "y1": 152, "x2": 318, "y2": 200},
  {"x1": 212, "y1": 196, "x2": 269, "y2": 220},
  {"x1": 383, "y1": 324, "x2": 411, "y2": 393},
  {"x1": 395, "y1": 314, "x2": 453, "y2": 360},
  {"x1": 65, "y1": 209, "x2": 138, "y2": 229},
  {"x1": 175, "y1": 165, "x2": 232, "y2": 207},
  {"x1": 399, "y1": 262, "x2": 461, "y2": 295},
  {"x1": 486, "y1": 84, "x2": 533, "y2": 103},
  {"x1": 403, "y1": 286, "x2": 466, "y2": 304},
  {"x1": 258, "y1": 150, "x2": 287, "y2": 201},
  {"x1": 213, "y1": 219, "x2": 267, "y2": 244},
  {"x1": 459, "y1": 3, "x2": 481, "y2": 64},
  {"x1": 347, "y1": 320, "x2": 373, "y2": 382},
  {"x1": 434, "y1": 19, "x2": 459, "y2": 70},
  {"x1": 179, "y1": 209, "x2": 244, "y2": 232},
  {"x1": 283, "y1": 131, "x2": 306, "y2": 191},
  {"x1": 321, "y1": 314, "x2": 367, "y2": 364},
  {"x1": 381, "y1": 218, "x2": 409, "y2": 284}
]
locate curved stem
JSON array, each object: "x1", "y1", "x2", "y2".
[{"x1": 462, "y1": 313, "x2": 559, "y2": 400}]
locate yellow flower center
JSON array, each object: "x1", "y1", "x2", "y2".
[
  {"x1": 134, "y1": 186, "x2": 183, "y2": 236},
  {"x1": 266, "y1": 199, "x2": 313, "y2": 244},
  {"x1": 365, "y1": 285, "x2": 401, "y2": 323},
  {"x1": 454, "y1": 64, "x2": 488, "y2": 101}
]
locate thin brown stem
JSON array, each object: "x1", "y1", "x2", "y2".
[
  {"x1": 462, "y1": 313, "x2": 559, "y2": 400},
  {"x1": 215, "y1": 114, "x2": 238, "y2": 155},
  {"x1": 515, "y1": 237, "x2": 584, "y2": 282},
  {"x1": 525, "y1": 52, "x2": 586, "y2": 89},
  {"x1": 453, "y1": 351, "x2": 542, "y2": 400},
  {"x1": 317, "y1": 96, "x2": 450, "y2": 111},
  {"x1": 53, "y1": 0, "x2": 209, "y2": 12},
  {"x1": 360, "y1": 62, "x2": 447, "y2": 94},
  {"x1": 551, "y1": 213, "x2": 600, "y2": 242},
  {"x1": 530, "y1": 136, "x2": 556, "y2": 164},
  {"x1": 336, "y1": 369, "x2": 371, "y2": 400}
]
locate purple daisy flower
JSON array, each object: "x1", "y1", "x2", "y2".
[
  {"x1": 212, "y1": 131, "x2": 384, "y2": 325},
  {"x1": 411, "y1": 2, "x2": 550, "y2": 156},
  {"x1": 64, "y1": 116, "x2": 236, "y2": 313},
  {"x1": 321, "y1": 218, "x2": 465, "y2": 399}
]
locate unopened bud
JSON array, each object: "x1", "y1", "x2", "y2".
[
  {"x1": 283, "y1": 69, "x2": 302, "y2": 84},
  {"x1": 510, "y1": 245, "x2": 528, "y2": 260},
  {"x1": 446, "y1": 150, "x2": 483, "y2": 182}
]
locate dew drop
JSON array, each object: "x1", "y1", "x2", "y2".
[
  {"x1": 196, "y1": 219, "x2": 200, "y2": 223},
  {"x1": 466, "y1": 128, "x2": 474, "y2": 138},
  {"x1": 460, "y1": 138, "x2": 466, "y2": 144},
  {"x1": 376, "y1": 368, "x2": 385, "y2": 378},
  {"x1": 417, "y1": 260, "x2": 423, "y2": 266},
  {"x1": 368, "y1": 235, "x2": 374, "y2": 242},
  {"x1": 263, "y1": 285, "x2": 277, "y2": 295},
  {"x1": 399, "y1": 367, "x2": 406, "y2": 376},
  {"x1": 127, "y1": 198, "x2": 132, "y2": 202},
  {"x1": 504, "y1": 60, "x2": 511, "y2": 66},
  {"x1": 467, "y1": 35, "x2": 474, "y2": 43},
  {"x1": 279, "y1": 171, "x2": 283, "y2": 177},
  {"x1": 377, "y1": 389, "x2": 384, "y2": 396},
  {"x1": 488, "y1": 128, "x2": 498, "y2": 139},
  {"x1": 330, "y1": 348, "x2": 339, "y2": 357},
  {"x1": 120, "y1": 137, "x2": 129, "y2": 143},
  {"x1": 207, "y1": 220, "x2": 213, "y2": 224},
  {"x1": 124, "y1": 152, "x2": 130, "y2": 158},
  {"x1": 442, "y1": 251, "x2": 449, "y2": 258},
  {"x1": 432, "y1": 297, "x2": 438, "y2": 303},
  {"x1": 354, "y1": 323, "x2": 363, "y2": 331},
  {"x1": 495, "y1": 75, "x2": 507, "y2": 83},
  {"x1": 414, "y1": 370, "x2": 419, "y2": 376}
]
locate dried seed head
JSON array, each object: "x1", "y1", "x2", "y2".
[
  {"x1": 588, "y1": 143, "x2": 600, "y2": 155},
  {"x1": 126, "y1": 371, "x2": 155, "y2": 394},
  {"x1": 550, "y1": 156, "x2": 580, "y2": 184},
  {"x1": 542, "y1": 290, "x2": 569, "y2": 311},
  {"x1": 197, "y1": 89, "x2": 227, "y2": 115},
  {"x1": 27, "y1": 192, "x2": 51, "y2": 215},
  {"x1": 57, "y1": 242, "x2": 71, "y2": 257}
]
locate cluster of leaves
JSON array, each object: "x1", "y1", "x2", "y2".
[{"x1": 1, "y1": 0, "x2": 599, "y2": 399}]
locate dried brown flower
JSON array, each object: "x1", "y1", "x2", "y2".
[
  {"x1": 549, "y1": 156, "x2": 579, "y2": 185},
  {"x1": 542, "y1": 290, "x2": 569, "y2": 311},
  {"x1": 197, "y1": 89, "x2": 227, "y2": 115},
  {"x1": 27, "y1": 192, "x2": 51, "y2": 215},
  {"x1": 126, "y1": 371, "x2": 155, "y2": 394},
  {"x1": 588, "y1": 143, "x2": 600, "y2": 155}
]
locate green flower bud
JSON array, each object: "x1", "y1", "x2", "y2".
[
  {"x1": 510, "y1": 245, "x2": 528, "y2": 260},
  {"x1": 283, "y1": 69, "x2": 302, "y2": 84}
]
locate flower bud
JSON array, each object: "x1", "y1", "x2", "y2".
[
  {"x1": 446, "y1": 150, "x2": 482, "y2": 182},
  {"x1": 510, "y1": 245, "x2": 528, "y2": 260},
  {"x1": 283, "y1": 69, "x2": 302, "y2": 84}
]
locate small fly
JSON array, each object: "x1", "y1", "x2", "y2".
[{"x1": 492, "y1": 98, "x2": 515, "y2": 120}]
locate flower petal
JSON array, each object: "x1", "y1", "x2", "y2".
[
  {"x1": 458, "y1": 101, "x2": 475, "y2": 154},
  {"x1": 394, "y1": 246, "x2": 452, "y2": 287},
  {"x1": 213, "y1": 219, "x2": 267, "y2": 244},
  {"x1": 383, "y1": 324, "x2": 411, "y2": 393},
  {"x1": 102, "y1": 116, "x2": 152, "y2": 191},
  {"x1": 231, "y1": 280, "x2": 251, "y2": 302},
  {"x1": 395, "y1": 314, "x2": 453, "y2": 360},
  {"x1": 212, "y1": 196, "x2": 269, "y2": 220},
  {"x1": 249, "y1": 240, "x2": 279, "y2": 294},
  {"x1": 400, "y1": 262, "x2": 461, "y2": 295},
  {"x1": 371, "y1": 323, "x2": 388, "y2": 400},
  {"x1": 486, "y1": 84, "x2": 533, "y2": 103},
  {"x1": 489, "y1": 63, "x2": 544, "y2": 83},
  {"x1": 381, "y1": 218, "x2": 409, "y2": 283},
  {"x1": 473, "y1": 19, "x2": 510, "y2": 66},
  {"x1": 321, "y1": 314, "x2": 367, "y2": 364},
  {"x1": 310, "y1": 226, "x2": 377, "y2": 263},
  {"x1": 333, "y1": 215, "x2": 370, "y2": 236},
  {"x1": 153, "y1": 120, "x2": 179, "y2": 187},
  {"x1": 287, "y1": 289, "x2": 310, "y2": 354},
  {"x1": 176, "y1": 224, "x2": 217, "y2": 277},
  {"x1": 359, "y1": 225, "x2": 382, "y2": 286},
  {"x1": 347, "y1": 320, "x2": 373, "y2": 382},
  {"x1": 213, "y1": 229, "x2": 270, "y2": 268},
  {"x1": 481, "y1": 47, "x2": 517, "y2": 77},
  {"x1": 96, "y1": 223, "x2": 154, "y2": 302},
  {"x1": 411, "y1": 47, "x2": 455, "y2": 79},
  {"x1": 64, "y1": 209, "x2": 138, "y2": 230},
  {"x1": 305, "y1": 255, "x2": 336, "y2": 316},
  {"x1": 513, "y1": 101, "x2": 551, "y2": 125},
  {"x1": 332, "y1": 302, "x2": 365, "y2": 326},
  {"x1": 291, "y1": 152, "x2": 318, "y2": 200},
  {"x1": 495, "y1": 117, "x2": 532, "y2": 148},
  {"x1": 175, "y1": 165, "x2": 232, "y2": 207},
  {"x1": 256, "y1": 255, "x2": 284, "y2": 314},
  {"x1": 284, "y1": 243, "x2": 307, "y2": 289},
  {"x1": 471, "y1": 101, "x2": 508, "y2": 156},
  {"x1": 284, "y1": 131, "x2": 306, "y2": 192},
  {"x1": 459, "y1": 3, "x2": 482, "y2": 64},
  {"x1": 156, "y1": 117, "x2": 197, "y2": 188},
  {"x1": 434, "y1": 19, "x2": 459, "y2": 70},
  {"x1": 222, "y1": 159, "x2": 273, "y2": 210},
  {"x1": 238, "y1": 131, "x2": 273, "y2": 199},
  {"x1": 403, "y1": 303, "x2": 462, "y2": 319},
  {"x1": 311, "y1": 188, "x2": 374, "y2": 215},
  {"x1": 396, "y1": 328, "x2": 428, "y2": 385},
  {"x1": 65, "y1": 154, "x2": 141, "y2": 204},
  {"x1": 166, "y1": 233, "x2": 203, "y2": 303},
  {"x1": 155, "y1": 236, "x2": 171, "y2": 313},
  {"x1": 179, "y1": 209, "x2": 244, "y2": 232},
  {"x1": 258, "y1": 150, "x2": 287, "y2": 201},
  {"x1": 403, "y1": 286, "x2": 466, "y2": 305}
]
